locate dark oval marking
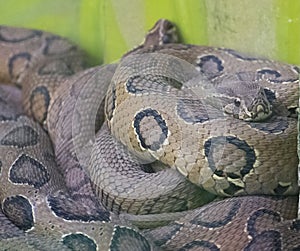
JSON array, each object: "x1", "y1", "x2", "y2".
[
  {"x1": 204, "y1": 136, "x2": 256, "y2": 177},
  {"x1": 150, "y1": 222, "x2": 182, "y2": 247},
  {"x1": 9, "y1": 154, "x2": 50, "y2": 188},
  {"x1": 257, "y1": 69, "x2": 281, "y2": 81},
  {"x1": 47, "y1": 193, "x2": 110, "y2": 222},
  {"x1": 110, "y1": 226, "x2": 151, "y2": 251},
  {"x1": 29, "y1": 86, "x2": 50, "y2": 123},
  {"x1": 178, "y1": 240, "x2": 220, "y2": 251},
  {"x1": 1, "y1": 125, "x2": 38, "y2": 148},
  {"x1": 62, "y1": 233, "x2": 96, "y2": 251},
  {"x1": 244, "y1": 230, "x2": 281, "y2": 251},
  {"x1": 43, "y1": 36, "x2": 76, "y2": 56},
  {"x1": 38, "y1": 60, "x2": 75, "y2": 76},
  {"x1": 196, "y1": 55, "x2": 224, "y2": 77},
  {"x1": 126, "y1": 75, "x2": 144, "y2": 93},
  {"x1": 134, "y1": 108, "x2": 168, "y2": 151},
  {"x1": 126, "y1": 75, "x2": 182, "y2": 95},
  {"x1": 8, "y1": 52, "x2": 31, "y2": 78},
  {"x1": 177, "y1": 99, "x2": 210, "y2": 124},
  {"x1": 0, "y1": 27, "x2": 42, "y2": 43},
  {"x1": 257, "y1": 68, "x2": 298, "y2": 83},
  {"x1": 191, "y1": 199, "x2": 241, "y2": 228},
  {"x1": 247, "y1": 117, "x2": 288, "y2": 134},
  {"x1": 247, "y1": 208, "x2": 281, "y2": 237},
  {"x1": 2, "y1": 195, "x2": 34, "y2": 231}
]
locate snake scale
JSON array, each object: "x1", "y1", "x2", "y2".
[{"x1": 0, "y1": 19, "x2": 299, "y2": 250}]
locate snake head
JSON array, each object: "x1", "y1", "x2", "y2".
[
  {"x1": 143, "y1": 19, "x2": 178, "y2": 48},
  {"x1": 219, "y1": 78, "x2": 273, "y2": 121}
]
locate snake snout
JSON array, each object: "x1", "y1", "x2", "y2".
[{"x1": 248, "y1": 100, "x2": 272, "y2": 121}]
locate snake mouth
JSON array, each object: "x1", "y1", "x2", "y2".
[
  {"x1": 223, "y1": 99, "x2": 272, "y2": 122},
  {"x1": 242, "y1": 104, "x2": 272, "y2": 121}
]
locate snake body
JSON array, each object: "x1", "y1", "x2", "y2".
[{"x1": 0, "y1": 20, "x2": 299, "y2": 250}]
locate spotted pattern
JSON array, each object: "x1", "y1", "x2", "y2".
[
  {"x1": 43, "y1": 36, "x2": 76, "y2": 56},
  {"x1": 0, "y1": 22, "x2": 299, "y2": 250},
  {"x1": 247, "y1": 117, "x2": 289, "y2": 134},
  {"x1": 29, "y1": 86, "x2": 51, "y2": 123},
  {"x1": 110, "y1": 226, "x2": 151, "y2": 251},
  {"x1": 190, "y1": 199, "x2": 241, "y2": 227},
  {"x1": 150, "y1": 222, "x2": 183, "y2": 247},
  {"x1": 2, "y1": 195, "x2": 34, "y2": 231},
  {"x1": 0, "y1": 27, "x2": 42, "y2": 42},
  {"x1": 126, "y1": 75, "x2": 182, "y2": 94},
  {"x1": 1, "y1": 125, "x2": 38, "y2": 148},
  {"x1": 244, "y1": 230, "x2": 281, "y2": 251},
  {"x1": 126, "y1": 75, "x2": 144, "y2": 94},
  {"x1": 196, "y1": 55, "x2": 224, "y2": 78},
  {"x1": 257, "y1": 69, "x2": 281, "y2": 81},
  {"x1": 204, "y1": 136, "x2": 255, "y2": 178},
  {"x1": 0, "y1": 89, "x2": 21, "y2": 121},
  {"x1": 62, "y1": 233, "x2": 97, "y2": 251},
  {"x1": 134, "y1": 108, "x2": 168, "y2": 151},
  {"x1": 47, "y1": 194, "x2": 110, "y2": 222},
  {"x1": 257, "y1": 68, "x2": 298, "y2": 83},
  {"x1": 9, "y1": 154, "x2": 50, "y2": 188},
  {"x1": 38, "y1": 60, "x2": 75, "y2": 76},
  {"x1": 8, "y1": 52, "x2": 31, "y2": 79},
  {"x1": 176, "y1": 99, "x2": 210, "y2": 124},
  {"x1": 247, "y1": 209, "x2": 281, "y2": 236},
  {"x1": 245, "y1": 209, "x2": 284, "y2": 250}
]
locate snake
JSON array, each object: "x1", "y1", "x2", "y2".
[{"x1": 0, "y1": 19, "x2": 299, "y2": 250}]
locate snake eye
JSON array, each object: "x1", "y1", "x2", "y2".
[
  {"x1": 162, "y1": 34, "x2": 172, "y2": 44},
  {"x1": 234, "y1": 98, "x2": 241, "y2": 107}
]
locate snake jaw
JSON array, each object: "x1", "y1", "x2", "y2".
[
  {"x1": 252, "y1": 104, "x2": 272, "y2": 121},
  {"x1": 240, "y1": 104, "x2": 272, "y2": 121},
  {"x1": 247, "y1": 100, "x2": 273, "y2": 121}
]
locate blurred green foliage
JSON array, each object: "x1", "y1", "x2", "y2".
[{"x1": 0, "y1": 0, "x2": 299, "y2": 65}]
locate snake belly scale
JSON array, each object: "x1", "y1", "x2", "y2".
[{"x1": 0, "y1": 19, "x2": 299, "y2": 250}]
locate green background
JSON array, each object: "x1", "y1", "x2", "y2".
[{"x1": 1, "y1": 0, "x2": 299, "y2": 66}]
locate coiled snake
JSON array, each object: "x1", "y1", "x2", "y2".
[{"x1": 0, "y1": 19, "x2": 299, "y2": 250}]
